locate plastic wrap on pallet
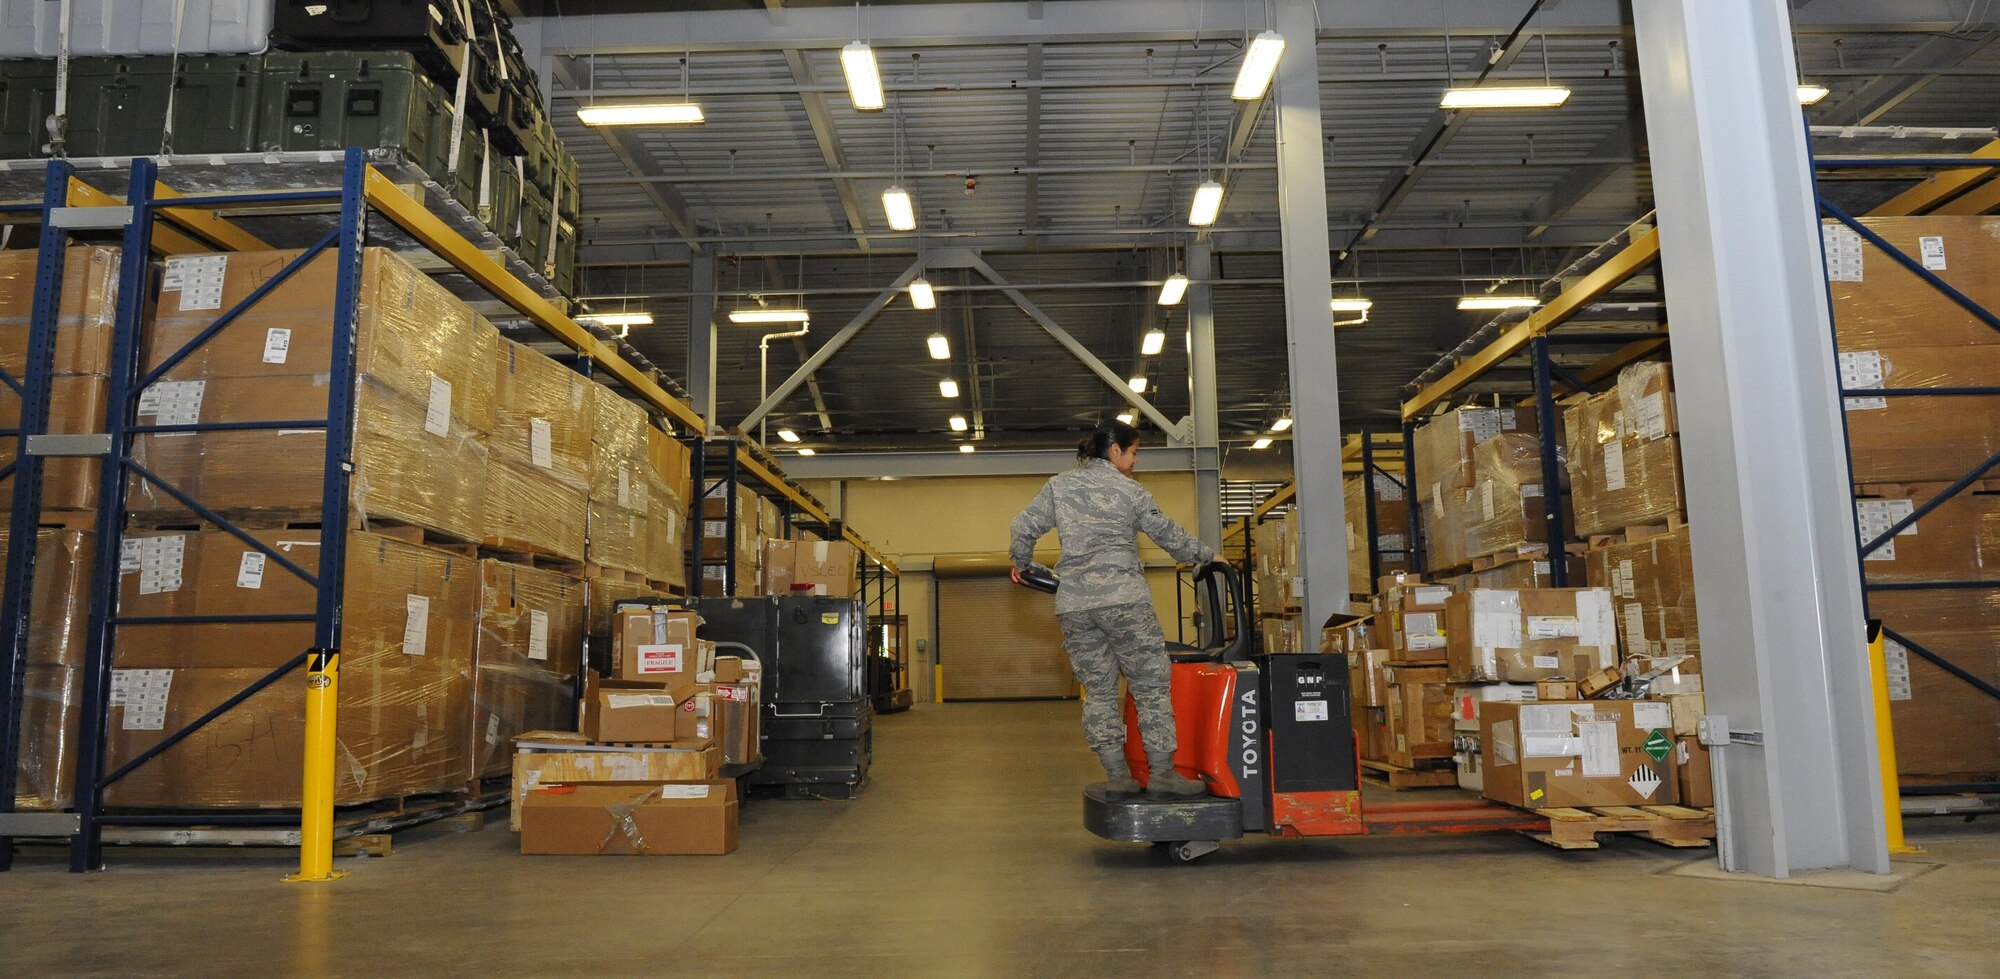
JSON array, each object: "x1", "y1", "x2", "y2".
[
  {"x1": 588, "y1": 499, "x2": 650, "y2": 577},
  {"x1": 1837, "y1": 344, "x2": 2000, "y2": 484},
  {"x1": 1412, "y1": 406, "x2": 1536, "y2": 502},
  {"x1": 587, "y1": 388, "x2": 652, "y2": 508},
  {"x1": 1825, "y1": 216, "x2": 2000, "y2": 350},
  {"x1": 486, "y1": 457, "x2": 588, "y2": 564},
  {"x1": 1869, "y1": 587, "x2": 2000, "y2": 778},
  {"x1": 1424, "y1": 432, "x2": 1550, "y2": 569},
  {"x1": 105, "y1": 530, "x2": 478, "y2": 808},
  {"x1": 585, "y1": 576, "x2": 668, "y2": 639},
  {"x1": 1251, "y1": 510, "x2": 1299, "y2": 616},
  {"x1": 128, "y1": 375, "x2": 490, "y2": 544},
  {"x1": 0, "y1": 246, "x2": 119, "y2": 377},
  {"x1": 1565, "y1": 362, "x2": 1686, "y2": 537},
  {"x1": 470, "y1": 560, "x2": 584, "y2": 780},
  {"x1": 645, "y1": 483, "x2": 690, "y2": 590},
  {"x1": 1582, "y1": 526, "x2": 1703, "y2": 673},
  {"x1": 0, "y1": 375, "x2": 108, "y2": 511},
  {"x1": 1, "y1": 530, "x2": 93, "y2": 809},
  {"x1": 1852, "y1": 484, "x2": 2000, "y2": 582},
  {"x1": 647, "y1": 425, "x2": 693, "y2": 508},
  {"x1": 1344, "y1": 472, "x2": 1411, "y2": 591},
  {"x1": 1442, "y1": 587, "x2": 1619, "y2": 683},
  {"x1": 485, "y1": 337, "x2": 591, "y2": 561}
]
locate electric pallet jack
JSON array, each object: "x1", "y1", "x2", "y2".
[{"x1": 1058, "y1": 563, "x2": 1543, "y2": 863}]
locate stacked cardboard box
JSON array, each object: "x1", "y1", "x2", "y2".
[
  {"x1": 1413, "y1": 407, "x2": 1554, "y2": 569},
  {"x1": 469, "y1": 560, "x2": 585, "y2": 780},
  {"x1": 1583, "y1": 526, "x2": 1703, "y2": 678},
  {"x1": 1564, "y1": 362, "x2": 1684, "y2": 537},
  {"x1": 645, "y1": 427, "x2": 693, "y2": 590},
  {"x1": 583, "y1": 576, "x2": 668, "y2": 677},
  {"x1": 1478, "y1": 700, "x2": 1681, "y2": 808},
  {"x1": 1450, "y1": 682, "x2": 1537, "y2": 792},
  {"x1": 1828, "y1": 215, "x2": 2000, "y2": 781},
  {"x1": 1443, "y1": 587, "x2": 1618, "y2": 684},
  {"x1": 762, "y1": 538, "x2": 859, "y2": 598},
  {"x1": 1383, "y1": 664, "x2": 1453, "y2": 769},
  {"x1": 132, "y1": 248, "x2": 499, "y2": 541},
  {"x1": 1260, "y1": 615, "x2": 1305, "y2": 654},
  {"x1": 1372, "y1": 574, "x2": 1452, "y2": 664},
  {"x1": 105, "y1": 530, "x2": 479, "y2": 807},
  {"x1": 699, "y1": 485, "x2": 765, "y2": 596},
  {"x1": 4, "y1": 530, "x2": 92, "y2": 810},
  {"x1": 0, "y1": 247, "x2": 120, "y2": 515},
  {"x1": 1251, "y1": 509, "x2": 1300, "y2": 615},
  {"x1": 1344, "y1": 472, "x2": 1411, "y2": 591},
  {"x1": 586, "y1": 393, "x2": 672, "y2": 579},
  {"x1": 486, "y1": 338, "x2": 591, "y2": 562}
]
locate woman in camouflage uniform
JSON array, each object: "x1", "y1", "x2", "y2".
[{"x1": 1009, "y1": 421, "x2": 1220, "y2": 797}]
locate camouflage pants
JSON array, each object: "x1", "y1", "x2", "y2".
[{"x1": 1057, "y1": 602, "x2": 1176, "y2": 756}]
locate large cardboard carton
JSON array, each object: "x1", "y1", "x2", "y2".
[
  {"x1": 509, "y1": 731, "x2": 722, "y2": 830},
  {"x1": 1870, "y1": 589, "x2": 2000, "y2": 777},
  {"x1": 1383, "y1": 666, "x2": 1452, "y2": 769},
  {"x1": 1479, "y1": 700, "x2": 1680, "y2": 809},
  {"x1": 486, "y1": 338, "x2": 591, "y2": 562},
  {"x1": 1345, "y1": 472, "x2": 1412, "y2": 589},
  {"x1": 0, "y1": 375, "x2": 108, "y2": 511},
  {"x1": 0, "y1": 246, "x2": 120, "y2": 378},
  {"x1": 1443, "y1": 588, "x2": 1619, "y2": 683},
  {"x1": 581, "y1": 673, "x2": 683, "y2": 743},
  {"x1": 716, "y1": 681, "x2": 761, "y2": 767},
  {"x1": 1826, "y1": 216, "x2": 2000, "y2": 349},
  {"x1": 469, "y1": 560, "x2": 585, "y2": 779},
  {"x1": 3, "y1": 530, "x2": 92, "y2": 809},
  {"x1": 1853, "y1": 484, "x2": 2000, "y2": 583},
  {"x1": 1565, "y1": 362, "x2": 1685, "y2": 537},
  {"x1": 1839, "y1": 344, "x2": 2000, "y2": 483},
  {"x1": 762, "y1": 538, "x2": 859, "y2": 597},
  {"x1": 518, "y1": 781, "x2": 739, "y2": 855},
  {"x1": 1350, "y1": 648, "x2": 1391, "y2": 708},
  {"x1": 1413, "y1": 405, "x2": 1536, "y2": 496},
  {"x1": 611, "y1": 605, "x2": 702, "y2": 685},
  {"x1": 1252, "y1": 510, "x2": 1301, "y2": 616},
  {"x1": 586, "y1": 392, "x2": 664, "y2": 576},
  {"x1": 1677, "y1": 736, "x2": 1713, "y2": 808},
  {"x1": 1583, "y1": 527, "x2": 1703, "y2": 672}
]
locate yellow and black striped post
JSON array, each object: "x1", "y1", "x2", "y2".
[
  {"x1": 285, "y1": 648, "x2": 347, "y2": 882},
  {"x1": 1867, "y1": 622, "x2": 1920, "y2": 856}
]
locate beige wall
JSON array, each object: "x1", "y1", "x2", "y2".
[{"x1": 810, "y1": 472, "x2": 1207, "y2": 702}]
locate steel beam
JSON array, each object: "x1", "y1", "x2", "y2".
[
  {"x1": 1634, "y1": 0, "x2": 1885, "y2": 877},
  {"x1": 762, "y1": 256, "x2": 838, "y2": 434},
  {"x1": 738, "y1": 261, "x2": 924, "y2": 433},
  {"x1": 688, "y1": 252, "x2": 717, "y2": 431},
  {"x1": 783, "y1": 49, "x2": 872, "y2": 250},
  {"x1": 1188, "y1": 241, "x2": 1222, "y2": 549},
  {"x1": 1524, "y1": 120, "x2": 1643, "y2": 240},
  {"x1": 783, "y1": 447, "x2": 1196, "y2": 479},
  {"x1": 1819, "y1": 33, "x2": 1996, "y2": 128},
  {"x1": 1274, "y1": 0, "x2": 1348, "y2": 629},
  {"x1": 961, "y1": 254, "x2": 1180, "y2": 436}
]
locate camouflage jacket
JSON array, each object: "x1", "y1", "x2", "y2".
[{"x1": 1010, "y1": 458, "x2": 1216, "y2": 614}]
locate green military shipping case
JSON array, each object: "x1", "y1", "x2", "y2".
[
  {"x1": 0, "y1": 55, "x2": 264, "y2": 159},
  {"x1": 259, "y1": 50, "x2": 484, "y2": 207}
]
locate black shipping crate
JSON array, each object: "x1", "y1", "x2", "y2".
[{"x1": 272, "y1": 0, "x2": 469, "y2": 87}]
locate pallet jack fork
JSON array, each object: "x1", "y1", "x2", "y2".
[{"x1": 1081, "y1": 565, "x2": 1545, "y2": 862}]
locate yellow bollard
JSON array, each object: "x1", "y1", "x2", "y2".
[
  {"x1": 286, "y1": 649, "x2": 348, "y2": 882},
  {"x1": 933, "y1": 663, "x2": 944, "y2": 704},
  {"x1": 1867, "y1": 622, "x2": 1922, "y2": 856}
]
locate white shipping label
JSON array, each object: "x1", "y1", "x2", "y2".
[
  {"x1": 111, "y1": 669, "x2": 174, "y2": 731},
  {"x1": 1521, "y1": 484, "x2": 1544, "y2": 499},
  {"x1": 486, "y1": 714, "x2": 501, "y2": 745},
  {"x1": 1492, "y1": 719, "x2": 1518, "y2": 766},
  {"x1": 1412, "y1": 586, "x2": 1452, "y2": 607},
  {"x1": 657, "y1": 784, "x2": 711, "y2": 799},
  {"x1": 1839, "y1": 351, "x2": 1888, "y2": 411},
  {"x1": 1346, "y1": 522, "x2": 1356, "y2": 551},
  {"x1": 1632, "y1": 392, "x2": 1669, "y2": 441},
  {"x1": 1822, "y1": 224, "x2": 1864, "y2": 282},
  {"x1": 1616, "y1": 559, "x2": 1636, "y2": 600},
  {"x1": 1527, "y1": 616, "x2": 1581, "y2": 640},
  {"x1": 1632, "y1": 701, "x2": 1672, "y2": 730},
  {"x1": 1601, "y1": 440, "x2": 1627, "y2": 492},
  {"x1": 529, "y1": 418, "x2": 554, "y2": 469},
  {"x1": 402, "y1": 594, "x2": 431, "y2": 655},
  {"x1": 1578, "y1": 720, "x2": 1621, "y2": 777},
  {"x1": 136, "y1": 379, "x2": 206, "y2": 427},
  {"x1": 1404, "y1": 612, "x2": 1440, "y2": 637},
  {"x1": 135, "y1": 535, "x2": 187, "y2": 595},
  {"x1": 1856, "y1": 499, "x2": 1917, "y2": 562},
  {"x1": 1480, "y1": 480, "x2": 1496, "y2": 521},
  {"x1": 1623, "y1": 603, "x2": 1648, "y2": 651},
  {"x1": 236, "y1": 551, "x2": 266, "y2": 589},
  {"x1": 704, "y1": 520, "x2": 727, "y2": 538},
  {"x1": 635, "y1": 643, "x2": 684, "y2": 674},
  {"x1": 1575, "y1": 590, "x2": 1618, "y2": 651},
  {"x1": 1884, "y1": 639, "x2": 1913, "y2": 702},
  {"x1": 1919, "y1": 234, "x2": 1947, "y2": 270},
  {"x1": 606, "y1": 693, "x2": 675, "y2": 709},
  {"x1": 1295, "y1": 700, "x2": 1330, "y2": 722},
  {"x1": 1379, "y1": 534, "x2": 1407, "y2": 552},
  {"x1": 1473, "y1": 610, "x2": 1523, "y2": 651},
  {"x1": 423, "y1": 374, "x2": 453, "y2": 437},
  {"x1": 164, "y1": 254, "x2": 228, "y2": 310},
  {"x1": 528, "y1": 609, "x2": 550, "y2": 661},
  {"x1": 261, "y1": 327, "x2": 292, "y2": 364},
  {"x1": 1405, "y1": 634, "x2": 1447, "y2": 652},
  {"x1": 618, "y1": 467, "x2": 632, "y2": 508},
  {"x1": 1532, "y1": 655, "x2": 1560, "y2": 669},
  {"x1": 119, "y1": 538, "x2": 142, "y2": 573}
]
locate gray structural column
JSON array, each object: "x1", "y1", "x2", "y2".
[
  {"x1": 1188, "y1": 240, "x2": 1222, "y2": 549},
  {"x1": 1633, "y1": 0, "x2": 1887, "y2": 876},
  {"x1": 688, "y1": 251, "x2": 718, "y2": 431},
  {"x1": 1273, "y1": 0, "x2": 1347, "y2": 626}
]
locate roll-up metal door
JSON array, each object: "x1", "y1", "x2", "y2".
[{"x1": 935, "y1": 555, "x2": 1075, "y2": 701}]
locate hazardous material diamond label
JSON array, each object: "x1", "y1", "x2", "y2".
[
  {"x1": 1644, "y1": 729, "x2": 1672, "y2": 763},
  {"x1": 1627, "y1": 764, "x2": 1663, "y2": 801}
]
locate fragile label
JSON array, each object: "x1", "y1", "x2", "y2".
[
  {"x1": 236, "y1": 551, "x2": 266, "y2": 589},
  {"x1": 1821, "y1": 224, "x2": 1864, "y2": 282},
  {"x1": 1578, "y1": 720, "x2": 1620, "y2": 777},
  {"x1": 163, "y1": 254, "x2": 228, "y2": 310},
  {"x1": 635, "y1": 643, "x2": 683, "y2": 674},
  {"x1": 528, "y1": 609, "x2": 550, "y2": 661},
  {"x1": 1632, "y1": 701, "x2": 1672, "y2": 730},
  {"x1": 1295, "y1": 700, "x2": 1330, "y2": 722},
  {"x1": 111, "y1": 669, "x2": 174, "y2": 731},
  {"x1": 402, "y1": 594, "x2": 430, "y2": 655},
  {"x1": 529, "y1": 418, "x2": 554, "y2": 469},
  {"x1": 262, "y1": 327, "x2": 292, "y2": 364},
  {"x1": 1526, "y1": 616, "x2": 1580, "y2": 640},
  {"x1": 1601, "y1": 440, "x2": 1627, "y2": 492},
  {"x1": 1919, "y1": 234, "x2": 1947, "y2": 270},
  {"x1": 424, "y1": 374, "x2": 453, "y2": 437},
  {"x1": 1839, "y1": 351, "x2": 1887, "y2": 411}
]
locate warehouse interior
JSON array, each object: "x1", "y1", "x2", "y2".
[{"x1": 3, "y1": 0, "x2": 2000, "y2": 974}]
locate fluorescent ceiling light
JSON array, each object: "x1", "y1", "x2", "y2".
[
  {"x1": 949, "y1": 415, "x2": 968, "y2": 432},
  {"x1": 1270, "y1": 417, "x2": 1293, "y2": 432},
  {"x1": 1251, "y1": 437, "x2": 1274, "y2": 450},
  {"x1": 909, "y1": 276, "x2": 936, "y2": 310},
  {"x1": 797, "y1": 448, "x2": 816, "y2": 456},
  {"x1": 577, "y1": 102, "x2": 704, "y2": 126},
  {"x1": 1116, "y1": 413, "x2": 1135, "y2": 424},
  {"x1": 1233, "y1": 30, "x2": 1285, "y2": 100},
  {"x1": 1457, "y1": 296, "x2": 1541, "y2": 311},
  {"x1": 1141, "y1": 329, "x2": 1166, "y2": 356},
  {"x1": 728, "y1": 308, "x2": 811, "y2": 325},
  {"x1": 939, "y1": 378, "x2": 960, "y2": 398},
  {"x1": 927, "y1": 332, "x2": 951, "y2": 360},
  {"x1": 579, "y1": 312, "x2": 654, "y2": 327},
  {"x1": 1128, "y1": 376, "x2": 1148, "y2": 394},
  {"x1": 1329, "y1": 298, "x2": 1374, "y2": 313},
  {"x1": 1188, "y1": 180, "x2": 1225, "y2": 227},
  {"x1": 842, "y1": 42, "x2": 886, "y2": 111},
  {"x1": 1157, "y1": 274, "x2": 1189, "y2": 307},
  {"x1": 959, "y1": 444, "x2": 975, "y2": 453},
  {"x1": 777, "y1": 428, "x2": 801, "y2": 443},
  {"x1": 1798, "y1": 84, "x2": 1830, "y2": 106},
  {"x1": 882, "y1": 185, "x2": 916, "y2": 231},
  {"x1": 1440, "y1": 86, "x2": 1571, "y2": 110}
]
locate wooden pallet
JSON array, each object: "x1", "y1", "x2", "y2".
[
  {"x1": 126, "y1": 507, "x2": 324, "y2": 532},
  {"x1": 1360, "y1": 758, "x2": 1460, "y2": 790},
  {"x1": 368, "y1": 520, "x2": 480, "y2": 557},
  {"x1": 97, "y1": 784, "x2": 508, "y2": 855},
  {"x1": 478, "y1": 540, "x2": 586, "y2": 575},
  {"x1": 1468, "y1": 545, "x2": 1552, "y2": 572},
  {"x1": 1523, "y1": 804, "x2": 1716, "y2": 849},
  {"x1": 1586, "y1": 514, "x2": 1687, "y2": 551}
]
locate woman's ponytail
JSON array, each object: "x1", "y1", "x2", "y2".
[{"x1": 1077, "y1": 420, "x2": 1141, "y2": 462}]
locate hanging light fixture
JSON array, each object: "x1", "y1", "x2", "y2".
[
  {"x1": 797, "y1": 448, "x2": 817, "y2": 456},
  {"x1": 908, "y1": 275, "x2": 936, "y2": 309},
  {"x1": 579, "y1": 311, "x2": 654, "y2": 327},
  {"x1": 927, "y1": 332, "x2": 951, "y2": 360},
  {"x1": 1251, "y1": 437, "x2": 1274, "y2": 450},
  {"x1": 1187, "y1": 180, "x2": 1225, "y2": 227},
  {"x1": 729, "y1": 308, "x2": 811, "y2": 325},
  {"x1": 842, "y1": 42, "x2": 885, "y2": 111},
  {"x1": 777, "y1": 428, "x2": 801, "y2": 443},
  {"x1": 939, "y1": 378, "x2": 960, "y2": 398},
  {"x1": 1270, "y1": 417, "x2": 1293, "y2": 432},
  {"x1": 1128, "y1": 376, "x2": 1148, "y2": 394},
  {"x1": 1797, "y1": 84, "x2": 1830, "y2": 105},
  {"x1": 1328, "y1": 298, "x2": 1373, "y2": 314},
  {"x1": 1439, "y1": 86, "x2": 1572, "y2": 109},
  {"x1": 959, "y1": 444, "x2": 976, "y2": 453},
  {"x1": 580, "y1": 39, "x2": 704, "y2": 125},
  {"x1": 882, "y1": 185, "x2": 917, "y2": 231},
  {"x1": 1141, "y1": 329, "x2": 1166, "y2": 356},
  {"x1": 1116, "y1": 412, "x2": 1135, "y2": 425},
  {"x1": 1457, "y1": 295, "x2": 1540, "y2": 311},
  {"x1": 1232, "y1": 30, "x2": 1285, "y2": 100},
  {"x1": 949, "y1": 415, "x2": 969, "y2": 432},
  {"x1": 1157, "y1": 273, "x2": 1190, "y2": 306}
]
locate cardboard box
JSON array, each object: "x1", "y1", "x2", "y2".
[
  {"x1": 1357, "y1": 705, "x2": 1389, "y2": 763},
  {"x1": 1676, "y1": 736, "x2": 1713, "y2": 808},
  {"x1": 1443, "y1": 588, "x2": 1619, "y2": 683},
  {"x1": 716, "y1": 681, "x2": 760, "y2": 767},
  {"x1": 469, "y1": 560, "x2": 585, "y2": 779},
  {"x1": 1583, "y1": 525, "x2": 1702, "y2": 671},
  {"x1": 675, "y1": 687, "x2": 721, "y2": 746},
  {"x1": 1536, "y1": 679, "x2": 1579, "y2": 701},
  {"x1": 1384, "y1": 666, "x2": 1453, "y2": 769},
  {"x1": 581, "y1": 673, "x2": 684, "y2": 743},
  {"x1": 1827, "y1": 216, "x2": 2000, "y2": 349},
  {"x1": 1479, "y1": 700, "x2": 1680, "y2": 809},
  {"x1": 1260, "y1": 614, "x2": 1305, "y2": 654},
  {"x1": 518, "y1": 781, "x2": 738, "y2": 855},
  {"x1": 0, "y1": 375, "x2": 107, "y2": 512},
  {"x1": 1350, "y1": 648, "x2": 1391, "y2": 708},
  {"x1": 509, "y1": 732, "x2": 722, "y2": 830},
  {"x1": 1345, "y1": 471, "x2": 1413, "y2": 591},
  {"x1": 0, "y1": 246, "x2": 120, "y2": 378},
  {"x1": 762, "y1": 538, "x2": 859, "y2": 597},
  {"x1": 612, "y1": 605, "x2": 702, "y2": 684},
  {"x1": 1853, "y1": 484, "x2": 2000, "y2": 583},
  {"x1": 1838, "y1": 344, "x2": 2000, "y2": 484},
  {"x1": 1871, "y1": 588, "x2": 2000, "y2": 776},
  {"x1": 1454, "y1": 683, "x2": 1539, "y2": 732},
  {"x1": 1564, "y1": 361, "x2": 1685, "y2": 537},
  {"x1": 1413, "y1": 406, "x2": 1536, "y2": 496}
]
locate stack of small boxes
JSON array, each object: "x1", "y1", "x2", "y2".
[{"x1": 1252, "y1": 509, "x2": 1305, "y2": 652}]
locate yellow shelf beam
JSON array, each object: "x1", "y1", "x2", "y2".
[{"x1": 1869, "y1": 138, "x2": 2000, "y2": 215}]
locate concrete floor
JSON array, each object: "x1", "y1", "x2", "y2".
[{"x1": 4, "y1": 701, "x2": 1999, "y2": 977}]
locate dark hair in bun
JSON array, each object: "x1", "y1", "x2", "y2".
[{"x1": 1077, "y1": 420, "x2": 1141, "y2": 462}]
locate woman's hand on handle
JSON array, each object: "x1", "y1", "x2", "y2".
[{"x1": 1010, "y1": 567, "x2": 1024, "y2": 586}]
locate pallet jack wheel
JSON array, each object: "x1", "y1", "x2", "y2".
[{"x1": 1165, "y1": 840, "x2": 1220, "y2": 864}]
